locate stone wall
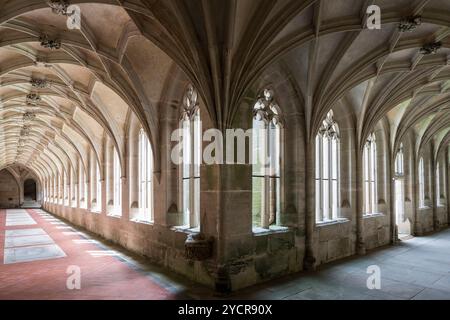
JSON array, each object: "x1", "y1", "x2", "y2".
[
  {"x1": 45, "y1": 203, "x2": 216, "y2": 288},
  {"x1": 415, "y1": 208, "x2": 434, "y2": 235},
  {"x1": 0, "y1": 170, "x2": 20, "y2": 208}
]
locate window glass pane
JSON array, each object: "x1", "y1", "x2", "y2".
[
  {"x1": 315, "y1": 178, "x2": 321, "y2": 222},
  {"x1": 322, "y1": 137, "x2": 329, "y2": 180},
  {"x1": 194, "y1": 113, "x2": 201, "y2": 177},
  {"x1": 269, "y1": 123, "x2": 280, "y2": 177},
  {"x1": 183, "y1": 179, "x2": 190, "y2": 224},
  {"x1": 194, "y1": 177, "x2": 200, "y2": 226},
  {"x1": 332, "y1": 180, "x2": 338, "y2": 219},
  {"x1": 182, "y1": 120, "x2": 190, "y2": 179},
  {"x1": 363, "y1": 147, "x2": 369, "y2": 182},
  {"x1": 252, "y1": 176, "x2": 264, "y2": 227},
  {"x1": 322, "y1": 179, "x2": 329, "y2": 219},
  {"x1": 331, "y1": 139, "x2": 338, "y2": 180},
  {"x1": 113, "y1": 149, "x2": 121, "y2": 212},
  {"x1": 364, "y1": 181, "x2": 369, "y2": 213},
  {"x1": 96, "y1": 164, "x2": 101, "y2": 210},
  {"x1": 253, "y1": 119, "x2": 266, "y2": 176},
  {"x1": 315, "y1": 135, "x2": 321, "y2": 180}
]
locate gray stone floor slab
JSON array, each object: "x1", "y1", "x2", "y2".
[
  {"x1": 5, "y1": 234, "x2": 54, "y2": 248},
  {"x1": 5, "y1": 220, "x2": 37, "y2": 226},
  {"x1": 4, "y1": 244, "x2": 67, "y2": 264},
  {"x1": 5, "y1": 229, "x2": 47, "y2": 237},
  {"x1": 5, "y1": 211, "x2": 37, "y2": 227}
]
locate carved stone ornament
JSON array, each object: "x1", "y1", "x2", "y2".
[
  {"x1": 181, "y1": 84, "x2": 200, "y2": 121},
  {"x1": 26, "y1": 93, "x2": 41, "y2": 106},
  {"x1": 39, "y1": 34, "x2": 61, "y2": 50},
  {"x1": 185, "y1": 233, "x2": 213, "y2": 261},
  {"x1": 253, "y1": 89, "x2": 283, "y2": 126},
  {"x1": 30, "y1": 78, "x2": 50, "y2": 89},
  {"x1": 47, "y1": 0, "x2": 70, "y2": 15},
  {"x1": 420, "y1": 42, "x2": 442, "y2": 55},
  {"x1": 20, "y1": 125, "x2": 31, "y2": 137},
  {"x1": 23, "y1": 112, "x2": 36, "y2": 123},
  {"x1": 398, "y1": 16, "x2": 422, "y2": 32},
  {"x1": 318, "y1": 110, "x2": 339, "y2": 140}
]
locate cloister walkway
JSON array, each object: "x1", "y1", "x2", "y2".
[{"x1": 1, "y1": 208, "x2": 449, "y2": 300}]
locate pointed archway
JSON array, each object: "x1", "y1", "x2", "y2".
[{"x1": 24, "y1": 179, "x2": 37, "y2": 201}]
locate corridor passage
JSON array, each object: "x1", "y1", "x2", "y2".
[
  {"x1": 1, "y1": 208, "x2": 450, "y2": 300},
  {"x1": 0, "y1": 209, "x2": 201, "y2": 300}
]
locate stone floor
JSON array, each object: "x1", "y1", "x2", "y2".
[
  {"x1": 1, "y1": 208, "x2": 449, "y2": 300},
  {"x1": 0, "y1": 209, "x2": 199, "y2": 300},
  {"x1": 228, "y1": 230, "x2": 450, "y2": 300}
]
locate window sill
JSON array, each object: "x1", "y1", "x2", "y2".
[
  {"x1": 316, "y1": 218, "x2": 349, "y2": 227},
  {"x1": 131, "y1": 219, "x2": 153, "y2": 226},
  {"x1": 171, "y1": 226, "x2": 200, "y2": 234},
  {"x1": 363, "y1": 212, "x2": 384, "y2": 219},
  {"x1": 418, "y1": 206, "x2": 431, "y2": 210},
  {"x1": 107, "y1": 214, "x2": 122, "y2": 219},
  {"x1": 253, "y1": 226, "x2": 290, "y2": 236}
]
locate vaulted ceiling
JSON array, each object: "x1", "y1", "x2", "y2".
[
  {"x1": 0, "y1": 0, "x2": 448, "y2": 181},
  {"x1": 0, "y1": 0, "x2": 175, "y2": 179}
]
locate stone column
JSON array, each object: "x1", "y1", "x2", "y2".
[
  {"x1": 79, "y1": 161, "x2": 86, "y2": 208},
  {"x1": 75, "y1": 160, "x2": 80, "y2": 208},
  {"x1": 121, "y1": 177, "x2": 130, "y2": 220},
  {"x1": 389, "y1": 155, "x2": 398, "y2": 244},
  {"x1": 86, "y1": 153, "x2": 92, "y2": 212},
  {"x1": 304, "y1": 140, "x2": 317, "y2": 270},
  {"x1": 356, "y1": 146, "x2": 366, "y2": 255},
  {"x1": 446, "y1": 148, "x2": 450, "y2": 225},
  {"x1": 129, "y1": 133, "x2": 139, "y2": 214},
  {"x1": 159, "y1": 101, "x2": 180, "y2": 227},
  {"x1": 100, "y1": 179, "x2": 107, "y2": 215},
  {"x1": 107, "y1": 145, "x2": 114, "y2": 210},
  {"x1": 431, "y1": 152, "x2": 438, "y2": 230}
]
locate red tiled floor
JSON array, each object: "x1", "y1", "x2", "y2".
[{"x1": 0, "y1": 209, "x2": 176, "y2": 300}]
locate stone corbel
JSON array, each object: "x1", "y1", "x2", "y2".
[{"x1": 185, "y1": 233, "x2": 213, "y2": 261}]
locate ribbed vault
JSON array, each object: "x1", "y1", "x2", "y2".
[
  {"x1": 0, "y1": 0, "x2": 178, "y2": 184},
  {"x1": 0, "y1": 0, "x2": 449, "y2": 186}
]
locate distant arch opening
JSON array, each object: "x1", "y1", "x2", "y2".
[{"x1": 24, "y1": 179, "x2": 37, "y2": 201}]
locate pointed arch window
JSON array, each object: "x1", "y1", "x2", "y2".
[
  {"x1": 315, "y1": 110, "x2": 340, "y2": 223},
  {"x1": 180, "y1": 85, "x2": 201, "y2": 229},
  {"x1": 395, "y1": 144, "x2": 404, "y2": 176},
  {"x1": 363, "y1": 133, "x2": 377, "y2": 215},
  {"x1": 137, "y1": 128, "x2": 154, "y2": 222},
  {"x1": 79, "y1": 163, "x2": 87, "y2": 209},
  {"x1": 419, "y1": 157, "x2": 425, "y2": 208},
  {"x1": 64, "y1": 172, "x2": 68, "y2": 206},
  {"x1": 58, "y1": 173, "x2": 63, "y2": 205},
  {"x1": 91, "y1": 162, "x2": 102, "y2": 212},
  {"x1": 252, "y1": 89, "x2": 282, "y2": 230},
  {"x1": 52, "y1": 175, "x2": 57, "y2": 203},
  {"x1": 436, "y1": 161, "x2": 441, "y2": 206},
  {"x1": 113, "y1": 148, "x2": 122, "y2": 215},
  {"x1": 70, "y1": 167, "x2": 77, "y2": 208},
  {"x1": 96, "y1": 163, "x2": 102, "y2": 211}
]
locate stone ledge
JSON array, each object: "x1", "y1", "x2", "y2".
[
  {"x1": 316, "y1": 218, "x2": 350, "y2": 228},
  {"x1": 363, "y1": 212, "x2": 385, "y2": 219},
  {"x1": 252, "y1": 226, "x2": 291, "y2": 237}
]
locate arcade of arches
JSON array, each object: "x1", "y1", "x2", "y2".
[{"x1": 0, "y1": 0, "x2": 449, "y2": 296}]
